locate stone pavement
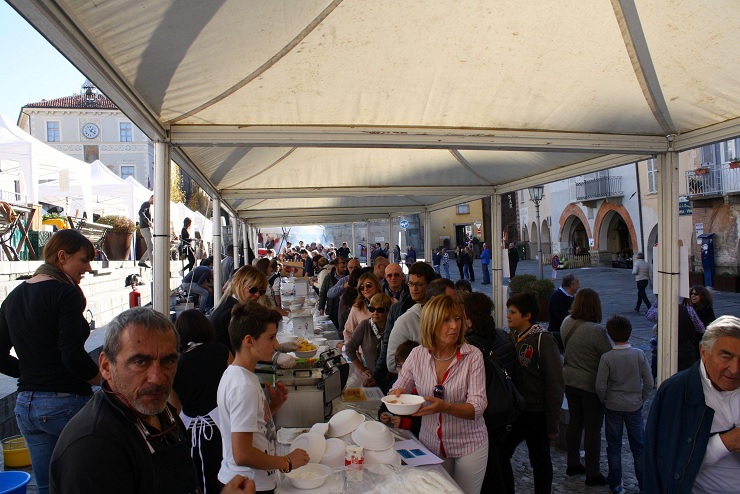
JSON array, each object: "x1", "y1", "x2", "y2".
[
  {"x1": 464, "y1": 259, "x2": 740, "y2": 493},
  {"x1": 11, "y1": 261, "x2": 740, "y2": 493}
]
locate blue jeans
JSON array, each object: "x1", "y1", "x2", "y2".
[
  {"x1": 15, "y1": 391, "x2": 91, "y2": 494},
  {"x1": 482, "y1": 263, "x2": 490, "y2": 284},
  {"x1": 605, "y1": 407, "x2": 644, "y2": 491},
  {"x1": 442, "y1": 264, "x2": 450, "y2": 279}
]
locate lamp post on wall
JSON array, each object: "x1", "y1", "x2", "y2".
[{"x1": 528, "y1": 185, "x2": 545, "y2": 280}]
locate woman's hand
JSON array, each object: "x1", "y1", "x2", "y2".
[
  {"x1": 287, "y1": 448, "x2": 311, "y2": 469},
  {"x1": 413, "y1": 396, "x2": 448, "y2": 416}
]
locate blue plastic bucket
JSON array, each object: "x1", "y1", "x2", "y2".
[{"x1": 0, "y1": 471, "x2": 31, "y2": 494}]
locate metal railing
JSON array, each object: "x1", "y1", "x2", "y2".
[
  {"x1": 575, "y1": 176, "x2": 623, "y2": 201},
  {"x1": 685, "y1": 164, "x2": 740, "y2": 197}
]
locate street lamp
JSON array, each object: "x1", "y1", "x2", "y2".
[{"x1": 528, "y1": 185, "x2": 545, "y2": 280}]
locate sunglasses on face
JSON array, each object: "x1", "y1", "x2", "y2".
[
  {"x1": 433, "y1": 384, "x2": 445, "y2": 399},
  {"x1": 248, "y1": 286, "x2": 267, "y2": 295},
  {"x1": 690, "y1": 292, "x2": 699, "y2": 296},
  {"x1": 361, "y1": 283, "x2": 376, "y2": 290},
  {"x1": 368, "y1": 306, "x2": 387, "y2": 314},
  {"x1": 386, "y1": 273, "x2": 402, "y2": 278}
]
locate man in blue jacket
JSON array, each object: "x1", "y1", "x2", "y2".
[
  {"x1": 644, "y1": 315, "x2": 740, "y2": 494},
  {"x1": 480, "y1": 243, "x2": 491, "y2": 284}
]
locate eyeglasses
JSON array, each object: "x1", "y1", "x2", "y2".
[
  {"x1": 360, "y1": 283, "x2": 376, "y2": 290},
  {"x1": 690, "y1": 291, "x2": 698, "y2": 296},
  {"x1": 386, "y1": 273, "x2": 402, "y2": 278},
  {"x1": 248, "y1": 286, "x2": 267, "y2": 295},
  {"x1": 433, "y1": 384, "x2": 445, "y2": 399},
  {"x1": 368, "y1": 306, "x2": 387, "y2": 314},
  {"x1": 408, "y1": 282, "x2": 427, "y2": 289}
]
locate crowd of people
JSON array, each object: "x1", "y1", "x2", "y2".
[{"x1": 1, "y1": 229, "x2": 737, "y2": 494}]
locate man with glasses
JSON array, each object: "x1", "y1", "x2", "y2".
[
  {"x1": 373, "y1": 262, "x2": 437, "y2": 386},
  {"x1": 385, "y1": 278, "x2": 457, "y2": 373},
  {"x1": 384, "y1": 263, "x2": 409, "y2": 303}
]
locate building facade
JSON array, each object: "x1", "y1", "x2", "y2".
[{"x1": 18, "y1": 81, "x2": 153, "y2": 189}]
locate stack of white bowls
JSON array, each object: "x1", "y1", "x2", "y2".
[
  {"x1": 327, "y1": 409, "x2": 365, "y2": 442},
  {"x1": 350, "y1": 421, "x2": 401, "y2": 466}
]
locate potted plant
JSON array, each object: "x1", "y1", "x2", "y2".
[
  {"x1": 509, "y1": 275, "x2": 554, "y2": 322},
  {"x1": 97, "y1": 214, "x2": 136, "y2": 260},
  {"x1": 729, "y1": 157, "x2": 740, "y2": 169},
  {"x1": 694, "y1": 166, "x2": 709, "y2": 175}
]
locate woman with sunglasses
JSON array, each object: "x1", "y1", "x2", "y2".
[
  {"x1": 211, "y1": 266, "x2": 268, "y2": 354},
  {"x1": 390, "y1": 295, "x2": 488, "y2": 494},
  {"x1": 345, "y1": 293, "x2": 393, "y2": 388},
  {"x1": 342, "y1": 272, "x2": 382, "y2": 344}
]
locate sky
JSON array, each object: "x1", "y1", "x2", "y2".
[{"x1": 0, "y1": 2, "x2": 86, "y2": 122}]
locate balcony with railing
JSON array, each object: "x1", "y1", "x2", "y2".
[
  {"x1": 685, "y1": 163, "x2": 740, "y2": 199},
  {"x1": 575, "y1": 176, "x2": 623, "y2": 202}
]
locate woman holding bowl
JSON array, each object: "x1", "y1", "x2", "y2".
[{"x1": 390, "y1": 295, "x2": 488, "y2": 494}]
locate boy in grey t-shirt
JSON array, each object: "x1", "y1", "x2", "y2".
[{"x1": 595, "y1": 315, "x2": 654, "y2": 494}]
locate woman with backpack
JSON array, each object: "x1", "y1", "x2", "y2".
[{"x1": 463, "y1": 292, "x2": 521, "y2": 493}]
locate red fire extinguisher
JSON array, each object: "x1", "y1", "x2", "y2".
[{"x1": 129, "y1": 284, "x2": 141, "y2": 308}]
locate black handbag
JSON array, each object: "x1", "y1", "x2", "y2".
[{"x1": 482, "y1": 346, "x2": 526, "y2": 430}]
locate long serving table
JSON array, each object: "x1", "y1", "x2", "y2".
[{"x1": 272, "y1": 299, "x2": 463, "y2": 493}]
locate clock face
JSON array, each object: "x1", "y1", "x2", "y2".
[{"x1": 82, "y1": 123, "x2": 99, "y2": 139}]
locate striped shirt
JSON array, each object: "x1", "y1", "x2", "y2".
[{"x1": 394, "y1": 343, "x2": 488, "y2": 457}]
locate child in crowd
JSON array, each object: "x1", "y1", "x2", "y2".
[
  {"x1": 217, "y1": 301, "x2": 310, "y2": 491},
  {"x1": 378, "y1": 340, "x2": 421, "y2": 437},
  {"x1": 595, "y1": 315, "x2": 654, "y2": 494}
]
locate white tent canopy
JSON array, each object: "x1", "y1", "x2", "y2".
[
  {"x1": 11, "y1": 0, "x2": 740, "y2": 379},
  {"x1": 0, "y1": 113, "x2": 92, "y2": 215},
  {"x1": 7, "y1": 0, "x2": 740, "y2": 227},
  {"x1": 39, "y1": 160, "x2": 147, "y2": 218}
]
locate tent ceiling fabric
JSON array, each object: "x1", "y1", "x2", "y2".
[{"x1": 10, "y1": 0, "x2": 740, "y2": 225}]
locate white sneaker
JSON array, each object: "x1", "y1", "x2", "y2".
[{"x1": 178, "y1": 268, "x2": 184, "y2": 277}]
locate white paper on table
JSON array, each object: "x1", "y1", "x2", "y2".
[{"x1": 393, "y1": 439, "x2": 443, "y2": 466}]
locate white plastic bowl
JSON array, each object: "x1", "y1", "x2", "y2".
[
  {"x1": 364, "y1": 446, "x2": 402, "y2": 466},
  {"x1": 289, "y1": 304, "x2": 303, "y2": 310},
  {"x1": 310, "y1": 337, "x2": 327, "y2": 345},
  {"x1": 319, "y1": 437, "x2": 347, "y2": 468},
  {"x1": 381, "y1": 394, "x2": 426, "y2": 415},
  {"x1": 294, "y1": 349, "x2": 317, "y2": 359},
  {"x1": 315, "y1": 314, "x2": 330, "y2": 321},
  {"x1": 309, "y1": 422, "x2": 329, "y2": 436},
  {"x1": 327, "y1": 409, "x2": 365, "y2": 438},
  {"x1": 277, "y1": 334, "x2": 298, "y2": 345},
  {"x1": 290, "y1": 432, "x2": 326, "y2": 463},
  {"x1": 284, "y1": 463, "x2": 331, "y2": 490},
  {"x1": 350, "y1": 421, "x2": 394, "y2": 451}
]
